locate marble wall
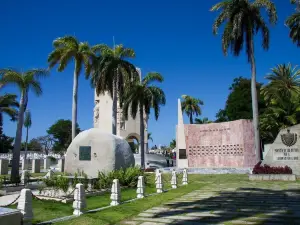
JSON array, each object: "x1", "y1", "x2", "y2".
[{"x1": 184, "y1": 120, "x2": 257, "y2": 168}]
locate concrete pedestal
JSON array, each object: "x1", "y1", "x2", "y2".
[{"x1": 0, "y1": 207, "x2": 22, "y2": 225}]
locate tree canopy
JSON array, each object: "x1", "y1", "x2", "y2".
[{"x1": 47, "y1": 119, "x2": 80, "y2": 153}]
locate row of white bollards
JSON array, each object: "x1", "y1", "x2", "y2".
[{"x1": 14, "y1": 169, "x2": 189, "y2": 224}]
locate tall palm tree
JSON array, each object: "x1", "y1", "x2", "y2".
[
  {"x1": 170, "y1": 139, "x2": 176, "y2": 149},
  {"x1": 0, "y1": 69, "x2": 49, "y2": 181},
  {"x1": 181, "y1": 95, "x2": 204, "y2": 124},
  {"x1": 286, "y1": 0, "x2": 300, "y2": 46},
  {"x1": 122, "y1": 72, "x2": 166, "y2": 169},
  {"x1": 194, "y1": 117, "x2": 212, "y2": 124},
  {"x1": 261, "y1": 63, "x2": 300, "y2": 102},
  {"x1": 211, "y1": 0, "x2": 277, "y2": 161},
  {"x1": 0, "y1": 93, "x2": 19, "y2": 130},
  {"x1": 24, "y1": 110, "x2": 32, "y2": 160},
  {"x1": 147, "y1": 132, "x2": 153, "y2": 142},
  {"x1": 90, "y1": 44, "x2": 138, "y2": 135},
  {"x1": 48, "y1": 36, "x2": 92, "y2": 140}
]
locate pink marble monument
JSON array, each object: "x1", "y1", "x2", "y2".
[{"x1": 176, "y1": 99, "x2": 258, "y2": 169}]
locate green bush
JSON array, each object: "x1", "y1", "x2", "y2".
[
  {"x1": 43, "y1": 175, "x2": 69, "y2": 195},
  {"x1": 71, "y1": 171, "x2": 89, "y2": 190},
  {"x1": 97, "y1": 166, "x2": 144, "y2": 189}
]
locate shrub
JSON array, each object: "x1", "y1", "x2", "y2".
[
  {"x1": 252, "y1": 162, "x2": 292, "y2": 174},
  {"x1": 71, "y1": 171, "x2": 89, "y2": 190},
  {"x1": 97, "y1": 166, "x2": 144, "y2": 189},
  {"x1": 43, "y1": 175, "x2": 70, "y2": 195}
]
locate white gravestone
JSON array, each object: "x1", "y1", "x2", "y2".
[
  {"x1": 58, "y1": 158, "x2": 65, "y2": 172},
  {"x1": 110, "y1": 179, "x2": 121, "y2": 206},
  {"x1": 21, "y1": 158, "x2": 28, "y2": 170},
  {"x1": 155, "y1": 172, "x2": 163, "y2": 193},
  {"x1": 136, "y1": 176, "x2": 145, "y2": 199},
  {"x1": 21, "y1": 170, "x2": 30, "y2": 185},
  {"x1": 31, "y1": 159, "x2": 40, "y2": 173},
  {"x1": 73, "y1": 183, "x2": 86, "y2": 216},
  {"x1": 182, "y1": 168, "x2": 188, "y2": 185},
  {"x1": 44, "y1": 169, "x2": 54, "y2": 179},
  {"x1": 0, "y1": 159, "x2": 9, "y2": 175},
  {"x1": 171, "y1": 169, "x2": 177, "y2": 189},
  {"x1": 44, "y1": 157, "x2": 50, "y2": 170},
  {"x1": 17, "y1": 189, "x2": 33, "y2": 225}
]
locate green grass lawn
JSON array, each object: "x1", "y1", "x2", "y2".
[{"x1": 7, "y1": 174, "x2": 298, "y2": 225}]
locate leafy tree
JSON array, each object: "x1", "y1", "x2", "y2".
[
  {"x1": 48, "y1": 36, "x2": 92, "y2": 140},
  {"x1": 211, "y1": 0, "x2": 277, "y2": 161},
  {"x1": 90, "y1": 44, "x2": 138, "y2": 135},
  {"x1": 170, "y1": 139, "x2": 176, "y2": 149},
  {"x1": 194, "y1": 117, "x2": 212, "y2": 124},
  {"x1": 0, "y1": 134, "x2": 14, "y2": 153},
  {"x1": 286, "y1": 0, "x2": 300, "y2": 46},
  {"x1": 21, "y1": 138, "x2": 42, "y2": 151},
  {"x1": 122, "y1": 72, "x2": 166, "y2": 169},
  {"x1": 215, "y1": 109, "x2": 229, "y2": 122},
  {"x1": 217, "y1": 77, "x2": 266, "y2": 122},
  {"x1": 24, "y1": 110, "x2": 32, "y2": 159},
  {"x1": 36, "y1": 135, "x2": 54, "y2": 155},
  {"x1": 0, "y1": 68, "x2": 49, "y2": 182},
  {"x1": 260, "y1": 63, "x2": 300, "y2": 143},
  {"x1": 47, "y1": 119, "x2": 80, "y2": 153},
  {"x1": 181, "y1": 95, "x2": 203, "y2": 124},
  {"x1": 0, "y1": 93, "x2": 19, "y2": 132}
]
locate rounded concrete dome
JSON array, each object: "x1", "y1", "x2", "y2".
[{"x1": 65, "y1": 128, "x2": 135, "y2": 177}]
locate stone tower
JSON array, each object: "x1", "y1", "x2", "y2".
[{"x1": 93, "y1": 68, "x2": 148, "y2": 153}]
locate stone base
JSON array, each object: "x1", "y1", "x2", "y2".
[
  {"x1": 163, "y1": 167, "x2": 252, "y2": 174},
  {"x1": 249, "y1": 174, "x2": 296, "y2": 181},
  {"x1": 0, "y1": 207, "x2": 22, "y2": 225}
]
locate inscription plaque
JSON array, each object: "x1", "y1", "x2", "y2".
[
  {"x1": 79, "y1": 146, "x2": 91, "y2": 161},
  {"x1": 273, "y1": 148, "x2": 300, "y2": 161}
]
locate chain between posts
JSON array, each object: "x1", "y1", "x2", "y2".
[{"x1": 0, "y1": 194, "x2": 20, "y2": 207}]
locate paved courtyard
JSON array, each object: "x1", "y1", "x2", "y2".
[{"x1": 123, "y1": 180, "x2": 300, "y2": 225}]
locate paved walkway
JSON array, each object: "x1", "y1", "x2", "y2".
[{"x1": 123, "y1": 182, "x2": 300, "y2": 225}]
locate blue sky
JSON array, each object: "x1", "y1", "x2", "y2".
[{"x1": 0, "y1": 0, "x2": 298, "y2": 147}]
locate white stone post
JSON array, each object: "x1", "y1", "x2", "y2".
[
  {"x1": 0, "y1": 159, "x2": 9, "y2": 175},
  {"x1": 182, "y1": 168, "x2": 188, "y2": 185},
  {"x1": 44, "y1": 157, "x2": 50, "y2": 170},
  {"x1": 58, "y1": 158, "x2": 65, "y2": 172},
  {"x1": 110, "y1": 179, "x2": 121, "y2": 206},
  {"x1": 155, "y1": 171, "x2": 163, "y2": 193},
  {"x1": 171, "y1": 169, "x2": 177, "y2": 189},
  {"x1": 21, "y1": 158, "x2": 28, "y2": 170},
  {"x1": 136, "y1": 176, "x2": 145, "y2": 199},
  {"x1": 31, "y1": 159, "x2": 40, "y2": 173},
  {"x1": 17, "y1": 188, "x2": 33, "y2": 225},
  {"x1": 21, "y1": 170, "x2": 30, "y2": 185},
  {"x1": 73, "y1": 183, "x2": 86, "y2": 216}
]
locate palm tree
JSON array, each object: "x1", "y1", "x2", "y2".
[
  {"x1": 147, "y1": 132, "x2": 153, "y2": 142},
  {"x1": 170, "y1": 139, "x2": 176, "y2": 149},
  {"x1": 48, "y1": 36, "x2": 92, "y2": 140},
  {"x1": 261, "y1": 63, "x2": 300, "y2": 102},
  {"x1": 0, "y1": 93, "x2": 19, "y2": 130},
  {"x1": 122, "y1": 72, "x2": 166, "y2": 169},
  {"x1": 211, "y1": 0, "x2": 277, "y2": 161},
  {"x1": 0, "y1": 68, "x2": 49, "y2": 181},
  {"x1": 286, "y1": 0, "x2": 300, "y2": 46},
  {"x1": 181, "y1": 95, "x2": 204, "y2": 124},
  {"x1": 90, "y1": 44, "x2": 138, "y2": 135},
  {"x1": 194, "y1": 117, "x2": 212, "y2": 124},
  {"x1": 24, "y1": 110, "x2": 32, "y2": 160}
]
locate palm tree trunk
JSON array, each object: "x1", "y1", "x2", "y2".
[
  {"x1": 249, "y1": 39, "x2": 261, "y2": 162},
  {"x1": 139, "y1": 107, "x2": 145, "y2": 169},
  {"x1": 112, "y1": 79, "x2": 117, "y2": 135},
  {"x1": 24, "y1": 127, "x2": 29, "y2": 160},
  {"x1": 10, "y1": 90, "x2": 26, "y2": 182},
  {"x1": 72, "y1": 63, "x2": 78, "y2": 140},
  {"x1": 190, "y1": 115, "x2": 193, "y2": 124}
]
